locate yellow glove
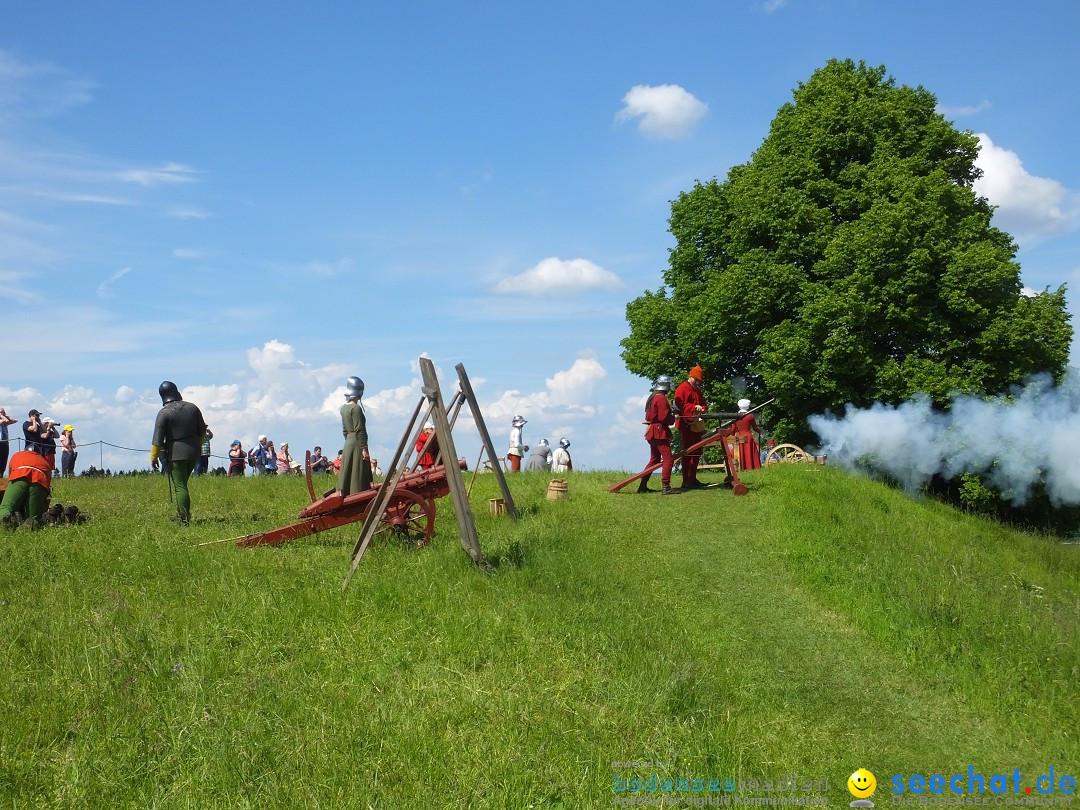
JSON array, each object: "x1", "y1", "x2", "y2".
[{"x1": 150, "y1": 445, "x2": 159, "y2": 463}]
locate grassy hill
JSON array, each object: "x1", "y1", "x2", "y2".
[{"x1": 1, "y1": 465, "x2": 1076, "y2": 808}]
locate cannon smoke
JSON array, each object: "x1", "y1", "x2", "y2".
[{"x1": 808, "y1": 373, "x2": 1080, "y2": 506}]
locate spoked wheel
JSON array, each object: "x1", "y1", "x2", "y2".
[
  {"x1": 764, "y1": 443, "x2": 812, "y2": 465},
  {"x1": 374, "y1": 489, "x2": 435, "y2": 548}
]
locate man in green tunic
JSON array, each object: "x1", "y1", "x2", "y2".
[{"x1": 338, "y1": 375, "x2": 372, "y2": 496}]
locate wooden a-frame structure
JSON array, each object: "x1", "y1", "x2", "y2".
[{"x1": 343, "y1": 359, "x2": 517, "y2": 589}]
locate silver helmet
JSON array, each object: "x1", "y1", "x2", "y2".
[
  {"x1": 512, "y1": 415, "x2": 526, "y2": 427},
  {"x1": 653, "y1": 375, "x2": 673, "y2": 392},
  {"x1": 538, "y1": 438, "x2": 549, "y2": 447},
  {"x1": 344, "y1": 376, "x2": 365, "y2": 399},
  {"x1": 559, "y1": 437, "x2": 570, "y2": 449}
]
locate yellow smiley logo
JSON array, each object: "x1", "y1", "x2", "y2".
[{"x1": 848, "y1": 768, "x2": 877, "y2": 799}]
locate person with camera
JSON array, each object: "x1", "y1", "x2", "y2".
[
  {"x1": 22, "y1": 412, "x2": 59, "y2": 472},
  {"x1": 251, "y1": 435, "x2": 277, "y2": 475},
  {"x1": 22, "y1": 410, "x2": 45, "y2": 454},
  {"x1": 228, "y1": 439, "x2": 246, "y2": 476},
  {"x1": 60, "y1": 425, "x2": 78, "y2": 477},
  {"x1": 0, "y1": 407, "x2": 17, "y2": 474}
]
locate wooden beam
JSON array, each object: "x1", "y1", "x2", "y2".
[
  {"x1": 421, "y1": 358, "x2": 483, "y2": 564},
  {"x1": 455, "y1": 363, "x2": 519, "y2": 520}
]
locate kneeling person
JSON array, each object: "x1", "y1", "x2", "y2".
[{"x1": 1, "y1": 448, "x2": 53, "y2": 529}]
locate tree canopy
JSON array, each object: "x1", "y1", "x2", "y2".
[{"x1": 621, "y1": 59, "x2": 1072, "y2": 441}]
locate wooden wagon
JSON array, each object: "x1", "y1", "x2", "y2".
[{"x1": 235, "y1": 459, "x2": 458, "y2": 548}]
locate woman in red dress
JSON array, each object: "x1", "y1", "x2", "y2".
[
  {"x1": 734, "y1": 398, "x2": 762, "y2": 471},
  {"x1": 415, "y1": 423, "x2": 439, "y2": 469}
]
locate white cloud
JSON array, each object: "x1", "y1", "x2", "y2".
[
  {"x1": 118, "y1": 162, "x2": 200, "y2": 187},
  {"x1": 172, "y1": 248, "x2": 208, "y2": 260},
  {"x1": 484, "y1": 357, "x2": 607, "y2": 425},
  {"x1": 169, "y1": 207, "x2": 210, "y2": 219},
  {"x1": 0, "y1": 49, "x2": 96, "y2": 120},
  {"x1": 182, "y1": 384, "x2": 241, "y2": 409},
  {"x1": 364, "y1": 381, "x2": 425, "y2": 421},
  {"x1": 46, "y1": 385, "x2": 102, "y2": 424},
  {"x1": 246, "y1": 340, "x2": 303, "y2": 377},
  {"x1": 4, "y1": 305, "x2": 165, "y2": 355},
  {"x1": 0, "y1": 268, "x2": 44, "y2": 305},
  {"x1": 937, "y1": 99, "x2": 991, "y2": 118},
  {"x1": 97, "y1": 266, "x2": 132, "y2": 298},
  {"x1": 615, "y1": 84, "x2": 707, "y2": 140},
  {"x1": 304, "y1": 257, "x2": 354, "y2": 278},
  {"x1": 974, "y1": 133, "x2": 1076, "y2": 244},
  {"x1": 18, "y1": 188, "x2": 133, "y2": 206},
  {"x1": 494, "y1": 257, "x2": 621, "y2": 296}
]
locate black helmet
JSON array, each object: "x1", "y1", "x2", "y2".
[{"x1": 159, "y1": 380, "x2": 182, "y2": 404}]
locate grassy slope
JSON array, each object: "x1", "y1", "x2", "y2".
[{"x1": 0, "y1": 466, "x2": 1076, "y2": 808}]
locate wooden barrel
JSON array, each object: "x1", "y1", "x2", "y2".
[{"x1": 546, "y1": 479, "x2": 568, "y2": 500}]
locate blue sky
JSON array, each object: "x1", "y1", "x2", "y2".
[{"x1": 2, "y1": 0, "x2": 1078, "y2": 474}]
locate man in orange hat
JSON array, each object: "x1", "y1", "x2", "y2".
[{"x1": 674, "y1": 365, "x2": 708, "y2": 488}]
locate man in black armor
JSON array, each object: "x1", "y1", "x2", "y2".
[{"x1": 150, "y1": 381, "x2": 207, "y2": 526}]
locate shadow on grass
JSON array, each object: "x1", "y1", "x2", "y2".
[{"x1": 481, "y1": 539, "x2": 528, "y2": 571}]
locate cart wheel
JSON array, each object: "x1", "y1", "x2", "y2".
[
  {"x1": 764, "y1": 443, "x2": 811, "y2": 465},
  {"x1": 376, "y1": 489, "x2": 435, "y2": 548}
]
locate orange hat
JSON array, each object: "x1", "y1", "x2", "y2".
[{"x1": 689, "y1": 365, "x2": 703, "y2": 381}]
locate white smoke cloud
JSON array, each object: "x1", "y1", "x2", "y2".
[{"x1": 809, "y1": 373, "x2": 1080, "y2": 506}]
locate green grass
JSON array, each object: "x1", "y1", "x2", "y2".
[{"x1": 0, "y1": 466, "x2": 1077, "y2": 808}]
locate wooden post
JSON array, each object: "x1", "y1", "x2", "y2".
[
  {"x1": 455, "y1": 363, "x2": 519, "y2": 520},
  {"x1": 422, "y1": 358, "x2": 483, "y2": 564}
]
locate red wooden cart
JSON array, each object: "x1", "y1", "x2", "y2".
[
  {"x1": 235, "y1": 459, "x2": 455, "y2": 548},
  {"x1": 608, "y1": 419, "x2": 749, "y2": 495}
]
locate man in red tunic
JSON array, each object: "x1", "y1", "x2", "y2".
[
  {"x1": 673, "y1": 365, "x2": 708, "y2": 488},
  {"x1": 640, "y1": 376, "x2": 679, "y2": 495}
]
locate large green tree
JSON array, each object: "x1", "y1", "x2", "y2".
[{"x1": 621, "y1": 59, "x2": 1071, "y2": 440}]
